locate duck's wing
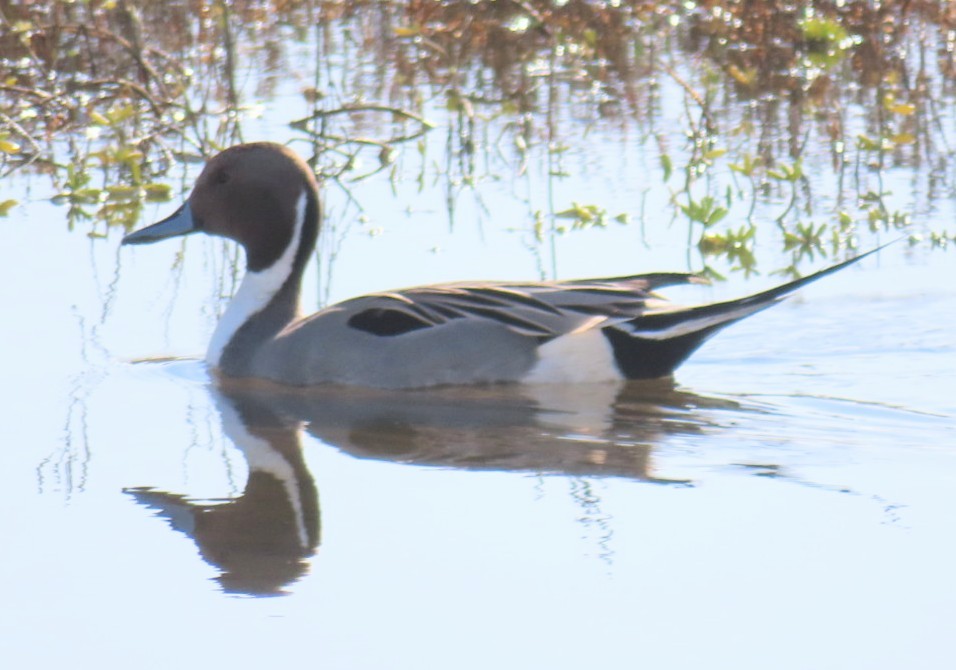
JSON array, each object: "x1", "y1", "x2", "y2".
[{"x1": 338, "y1": 273, "x2": 707, "y2": 340}]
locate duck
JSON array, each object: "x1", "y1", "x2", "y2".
[{"x1": 122, "y1": 141, "x2": 877, "y2": 389}]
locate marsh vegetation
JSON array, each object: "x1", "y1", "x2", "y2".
[{"x1": 2, "y1": 0, "x2": 954, "y2": 276}]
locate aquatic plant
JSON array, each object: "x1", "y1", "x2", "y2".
[{"x1": 1, "y1": 0, "x2": 954, "y2": 267}]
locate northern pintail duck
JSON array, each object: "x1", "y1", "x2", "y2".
[{"x1": 123, "y1": 142, "x2": 874, "y2": 389}]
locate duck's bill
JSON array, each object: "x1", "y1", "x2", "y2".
[{"x1": 122, "y1": 202, "x2": 197, "y2": 245}]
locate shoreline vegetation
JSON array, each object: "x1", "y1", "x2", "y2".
[{"x1": 1, "y1": 0, "x2": 954, "y2": 275}]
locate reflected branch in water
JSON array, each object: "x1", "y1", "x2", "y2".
[{"x1": 37, "y1": 308, "x2": 108, "y2": 500}]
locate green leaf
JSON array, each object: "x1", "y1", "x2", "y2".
[
  {"x1": 680, "y1": 195, "x2": 729, "y2": 227},
  {"x1": 857, "y1": 134, "x2": 883, "y2": 151},
  {"x1": 888, "y1": 102, "x2": 916, "y2": 116},
  {"x1": 106, "y1": 104, "x2": 136, "y2": 125},
  {"x1": 143, "y1": 183, "x2": 173, "y2": 202},
  {"x1": 106, "y1": 185, "x2": 139, "y2": 201},
  {"x1": 767, "y1": 161, "x2": 803, "y2": 182},
  {"x1": 729, "y1": 153, "x2": 760, "y2": 177},
  {"x1": 0, "y1": 199, "x2": 18, "y2": 216},
  {"x1": 660, "y1": 154, "x2": 673, "y2": 182}
]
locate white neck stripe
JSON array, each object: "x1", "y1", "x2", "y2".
[{"x1": 206, "y1": 191, "x2": 308, "y2": 367}]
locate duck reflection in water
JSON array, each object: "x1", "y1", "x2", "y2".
[
  {"x1": 126, "y1": 387, "x2": 321, "y2": 597},
  {"x1": 126, "y1": 377, "x2": 747, "y2": 596}
]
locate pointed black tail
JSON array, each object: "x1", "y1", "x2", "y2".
[{"x1": 602, "y1": 245, "x2": 888, "y2": 379}]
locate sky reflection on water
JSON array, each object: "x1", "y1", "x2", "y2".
[{"x1": 2, "y1": 220, "x2": 953, "y2": 667}]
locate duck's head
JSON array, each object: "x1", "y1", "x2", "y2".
[{"x1": 123, "y1": 142, "x2": 320, "y2": 272}]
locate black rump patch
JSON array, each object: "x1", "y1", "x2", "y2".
[
  {"x1": 347, "y1": 308, "x2": 432, "y2": 337},
  {"x1": 603, "y1": 325, "x2": 723, "y2": 379}
]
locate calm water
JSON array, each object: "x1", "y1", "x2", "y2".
[
  {"x1": 3, "y1": 5, "x2": 956, "y2": 669},
  {"x1": 3, "y1": 178, "x2": 955, "y2": 669}
]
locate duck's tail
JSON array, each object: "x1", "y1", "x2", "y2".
[{"x1": 603, "y1": 245, "x2": 887, "y2": 379}]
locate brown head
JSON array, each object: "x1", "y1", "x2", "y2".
[{"x1": 123, "y1": 142, "x2": 321, "y2": 272}]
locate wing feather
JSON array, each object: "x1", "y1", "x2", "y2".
[{"x1": 338, "y1": 273, "x2": 706, "y2": 339}]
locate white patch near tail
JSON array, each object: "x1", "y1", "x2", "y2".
[
  {"x1": 206, "y1": 192, "x2": 307, "y2": 367},
  {"x1": 523, "y1": 328, "x2": 623, "y2": 384},
  {"x1": 623, "y1": 300, "x2": 780, "y2": 340}
]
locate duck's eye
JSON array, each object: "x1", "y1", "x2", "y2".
[{"x1": 214, "y1": 170, "x2": 230, "y2": 185}]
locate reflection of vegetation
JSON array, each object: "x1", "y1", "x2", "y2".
[{"x1": 1, "y1": 1, "x2": 953, "y2": 267}]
